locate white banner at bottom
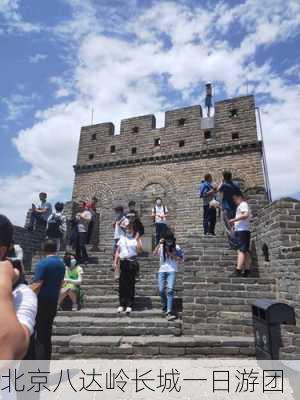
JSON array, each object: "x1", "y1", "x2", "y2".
[{"x1": 0, "y1": 359, "x2": 299, "y2": 400}]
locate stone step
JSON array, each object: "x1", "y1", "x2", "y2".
[
  {"x1": 53, "y1": 316, "x2": 182, "y2": 337},
  {"x1": 81, "y1": 286, "x2": 183, "y2": 296},
  {"x1": 184, "y1": 322, "x2": 254, "y2": 336},
  {"x1": 83, "y1": 295, "x2": 182, "y2": 310},
  {"x1": 58, "y1": 308, "x2": 175, "y2": 319},
  {"x1": 51, "y1": 335, "x2": 254, "y2": 359}
]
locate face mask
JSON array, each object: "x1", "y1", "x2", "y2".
[{"x1": 70, "y1": 259, "x2": 77, "y2": 268}]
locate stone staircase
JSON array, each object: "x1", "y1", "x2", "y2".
[
  {"x1": 183, "y1": 235, "x2": 276, "y2": 338},
  {"x1": 30, "y1": 233, "x2": 276, "y2": 359}
]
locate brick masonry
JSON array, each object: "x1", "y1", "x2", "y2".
[
  {"x1": 253, "y1": 198, "x2": 300, "y2": 358},
  {"x1": 15, "y1": 93, "x2": 300, "y2": 358},
  {"x1": 72, "y1": 95, "x2": 265, "y2": 253}
]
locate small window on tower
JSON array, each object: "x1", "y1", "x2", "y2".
[
  {"x1": 232, "y1": 132, "x2": 239, "y2": 140},
  {"x1": 178, "y1": 118, "x2": 186, "y2": 126},
  {"x1": 132, "y1": 126, "x2": 139, "y2": 133},
  {"x1": 131, "y1": 147, "x2": 137, "y2": 155},
  {"x1": 91, "y1": 133, "x2": 97, "y2": 140},
  {"x1": 110, "y1": 145, "x2": 116, "y2": 153},
  {"x1": 154, "y1": 138, "x2": 160, "y2": 147},
  {"x1": 179, "y1": 140, "x2": 185, "y2": 147},
  {"x1": 204, "y1": 130, "x2": 211, "y2": 140},
  {"x1": 88, "y1": 153, "x2": 94, "y2": 160},
  {"x1": 230, "y1": 109, "x2": 238, "y2": 118}
]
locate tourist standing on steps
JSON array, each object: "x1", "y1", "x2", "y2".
[
  {"x1": 46, "y1": 202, "x2": 67, "y2": 252},
  {"x1": 153, "y1": 230, "x2": 184, "y2": 321},
  {"x1": 75, "y1": 201, "x2": 92, "y2": 264},
  {"x1": 152, "y1": 197, "x2": 169, "y2": 245},
  {"x1": 58, "y1": 253, "x2": 83, "y2": 311},
  {"x1": 216, "y1": 171, "x2": 241, "y2": 230},
  {"x1": 29, "y1": 240, "x2": 65, "y2": 360},
  {"x1": 86, "y1": 196, "x2": 98, "y2": 245},
  {"x1": 28, "y1": 192, "x2": 52, "y2": 231},
  {"x1": 199, "y1": 173, "x2": 217, "y2": 236},
  {"x1": 228, "y1": 192, "x2": 252, "y2": 277},
  {"x1": 114, "y1": 220, "x2": 143, "y2": 315}
]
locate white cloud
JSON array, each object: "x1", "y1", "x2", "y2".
[
  {"x1": 1, "y1": 0, "x2": 300, "y2": 225},
  {"x1": 0, "y1": 0, "x2": 41, "y2": 33},
  {"x1": 2, "y1": 93, "x2": 37, "y2": 121},
  {"x1": 28, "y1": 53, "x2": 48, "y2": 63}
]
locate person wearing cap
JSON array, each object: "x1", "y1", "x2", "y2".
[{"x1": 0, "y1": 214, "x2": 37, "y2": 360}]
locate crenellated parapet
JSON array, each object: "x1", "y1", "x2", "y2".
[{"x1": 75, "y1": 95, "x2": 260, "y2": 167}]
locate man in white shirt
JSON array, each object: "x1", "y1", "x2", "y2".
[
  {"x1": 75, "y1": 201, "x2": 92, "y2": 264},
  {"x1": 0, "y1": 214, "x2": 37, "y2": 360},
  {"x1": 152, "y1": 197, "x2": 169, "y2": 245},
  {"x1": 228, "y1": 193, "x2": 252, "y2": 277}
]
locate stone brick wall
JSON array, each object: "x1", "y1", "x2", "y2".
[
  {"x1": 75, "y1": 95, "x2": 259, "y2": 167},
  {"x1": 72, "y1": 149, "x2": 264, "y2": 253},
  {"x1": 72, "y1": 95, "x2": 265, "y2": 253},
  {"x1": 253, "y1": 198, "x2": 300, "y2": 357},
  {"x1": 13, "y1": 225, "x2": 45, "y2": 271}
]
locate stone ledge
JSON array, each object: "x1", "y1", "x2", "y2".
[{"x1": 74, "y1": 141, "x2": 262, "y2": 173}]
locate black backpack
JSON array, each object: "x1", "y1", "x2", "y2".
[
  {"x1": 126, "y1": 211, "x2": 145, "y2": 236},
  {"x1": 47, "y1": 214, "x2": 62, "y2": 238}
]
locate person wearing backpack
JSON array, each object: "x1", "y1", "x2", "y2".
[
  {"x1": 46, "y1": 202, "x2": 67, "y2": 252},
  {"x1": 217, "y1": 171, "x2": 241, "y2": 227},
  {"x1": 216, "y1": 171, "x2": 242, "y2": 248},
  {"x1": 199, "y1": 173, "x2": 217, "y2": 236},
  {"x1": 152, "y1": 197, "x2": 168, "y2": 245}
]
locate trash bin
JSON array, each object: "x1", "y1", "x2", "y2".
[{"x1": 252, "y1": 299, "x2": 296, "y2": 359}]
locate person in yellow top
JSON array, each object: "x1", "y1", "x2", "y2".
[{"x1": 58, "y1": 253, "x2": 83, "y2": 311}]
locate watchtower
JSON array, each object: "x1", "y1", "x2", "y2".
[{"x1": 72, "y1": 95, "x2": 266, "y2": 252}]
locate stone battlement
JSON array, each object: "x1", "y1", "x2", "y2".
[{"x1": 76, "y1": 95, "x2": 258, "y2": 167}]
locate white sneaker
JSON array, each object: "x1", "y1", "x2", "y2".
[
  {"x1": 125, "y1": 307, "x2": 132, "y2": 315},
  {"x1": 117, "y1": 306, "x2": 124, "y2": 313},
  {"x1": 72, "y1": 304, "x2": 78, "y2": 311}
]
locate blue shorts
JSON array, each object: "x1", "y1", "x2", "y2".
[{"x1": 235, "y1": 231, "x2": 251, "y2": 253}]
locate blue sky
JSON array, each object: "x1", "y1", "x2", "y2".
[{"x1": 0, "y1": 0, "x2": 300, "y2": 224}]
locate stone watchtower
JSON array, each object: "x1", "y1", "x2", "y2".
[
  {"x1": 72, "y1": 95, "x2": 266, "y2": 252},
  {"x1": 50, "y1": 94, "x2": 300, "y2": 359}
]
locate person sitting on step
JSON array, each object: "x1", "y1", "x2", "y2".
[
  {"x1": 153, "y1": 229, "x2": 184, "y2": 321},
  {"x1": 114, "y1": 219, "x2": 143, "y2": 315},
  {"x1": 58, "y1": 253, "x2": 83, "y2": 311}
]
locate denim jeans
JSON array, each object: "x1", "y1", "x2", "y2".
[{"x1": 158, "y1": 271, "x2": 176, "y2": 313}]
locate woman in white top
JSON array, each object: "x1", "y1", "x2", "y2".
[
  {"x1": 153, "y1": 230, "x2": 183, "y2": 321},
  {"x1": 114, "y1": 219, "x2": 143, "y2": 315}
]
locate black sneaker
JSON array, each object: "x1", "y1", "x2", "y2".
[
  {"x1": 230, "y1": 270, "x2": 242, "y2": 277},
  {"x1": 242, "y1": 270, "x2": 250, "y2": 277}
]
